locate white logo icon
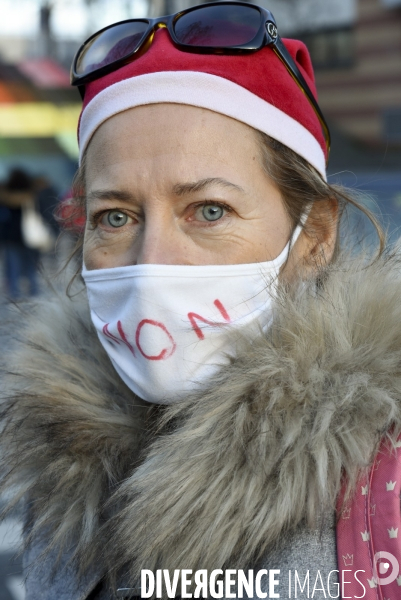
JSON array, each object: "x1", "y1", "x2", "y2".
[
  {"x1": 379, "y1": 562, "x2": 390, "y2": 574},
  {"x1": 373, "y1": 551, "x2": 400, "y2": 586}
]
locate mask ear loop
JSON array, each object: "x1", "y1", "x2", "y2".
[
  {"x1": 254, "y1": 202, "x2": 314, "y2": 275},
  {"x1": 257, "y1": 208, "x2": 312, "y2": 334},
  {"x1": 257, "y1": 203, "x2": 313, "y2": 335},
  {"x1": 286, "y1": 202, "x2": 313, "y2": 258}
]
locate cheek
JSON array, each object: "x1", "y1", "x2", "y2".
[
  {"x1": 83, "y1": 229, "x2": 101, "y2": 270},
  {"x1": 83, "y1": 227, "x2": 119, "y2": 270},
  {"x1": 278, "y1": 231, "x2": 312, "y2": 282},
  {"x1": 83, "y1": 225, "x2": 140, "y2": 270}
]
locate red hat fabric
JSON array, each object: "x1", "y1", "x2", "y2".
[{"x1": 78, "y1": 28, "x2": 327, "y2": 178}]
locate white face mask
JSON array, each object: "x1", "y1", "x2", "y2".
[{"x1": 82, "y1": 225, "x2": 303, "y2": 404}]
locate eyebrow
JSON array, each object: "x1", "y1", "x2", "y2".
[
  {"x1": 86, "y1": 189, "x2": 134, "y2": 203},
  {"x1": 172, "y1": 178, "x2": 245, "y2": 196},
  {"x1": 86, "y1": 177, "x2": 245, "y2": 204}
]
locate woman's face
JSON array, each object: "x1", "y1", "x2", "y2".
[{"x1": 83, "y1": 103, "x2": 298, "y2": 270}]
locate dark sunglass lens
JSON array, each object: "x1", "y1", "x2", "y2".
[
  {"x1": 174, "y1": 4, "x2": 260, "y2": 47},
  {"x1": 76, "y1": 21, "x2": 149, "y2": 76}
]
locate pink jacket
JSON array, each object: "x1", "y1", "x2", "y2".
[{"x1": 337, "y1": 435, "x2": 401, "y2": 599}]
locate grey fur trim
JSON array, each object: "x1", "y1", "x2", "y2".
[{"x1": 2, "y1": 252, "x2": 401, "y2": 585}]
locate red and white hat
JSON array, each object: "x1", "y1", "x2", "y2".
[{"x1": 78, "y1": 28, "x2": 327, "y2": 178}]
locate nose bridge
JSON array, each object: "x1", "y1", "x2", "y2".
[
  {"x1": 135, "y1": 207, "x2": 178, "y2": 266},
  {"x1": 141, "y1": 21, "x2": 169, "y2": 56}
]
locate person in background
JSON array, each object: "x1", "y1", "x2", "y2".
[
  {"x1": 34, "y1": 175, "x2": 60, "y2": 238},
  {"x1": 0, "y1": 168, "x2": 39, "y2": 299}
]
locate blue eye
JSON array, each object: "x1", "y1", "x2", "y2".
[
  {"x1": 202, "y1": 205, "x2": 224, "y2": 221},
  {"x1": 107, "y1": 210, "x2": 128, "y2": 227}
]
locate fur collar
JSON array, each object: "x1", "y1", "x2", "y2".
[{"x1": 2, "y1": 251, "x2": 401, "y2": 585}]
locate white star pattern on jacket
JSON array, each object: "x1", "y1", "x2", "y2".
[{"x1": 337, "y1": 437, "x2": 401, "y2": 598}]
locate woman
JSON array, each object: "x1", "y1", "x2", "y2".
[{"x1": 2, "y1": 3, "x2": 401, "y2": 599}]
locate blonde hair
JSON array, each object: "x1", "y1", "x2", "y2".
[{"x1": 256, "y1": 131, "x2": 386, "y2": 262}]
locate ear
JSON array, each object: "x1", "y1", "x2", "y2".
[
  {"x1": 305, "y1": 197, "x2": 339, "y2": 269},
  {"x1": 283, "y1": 198, "x2": 339, "y2": 281}
]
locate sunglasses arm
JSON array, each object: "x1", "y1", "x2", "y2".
[
  {"x1": 75, "y1": 84, "x2": 85, "y2": 100},
  {"x1": 273, "y1": 37, "x2": 331, "y2": 162}
]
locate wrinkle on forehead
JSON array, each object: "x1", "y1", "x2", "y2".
[{"x1": 85, "y1": 103, "x2": 262, "y2": 173}]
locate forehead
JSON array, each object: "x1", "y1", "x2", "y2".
[{"x1": 84, "y1": 103, "x2": 262, "y2": 179}]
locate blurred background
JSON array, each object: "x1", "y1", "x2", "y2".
[{"x1": 0, "y1": 0, "x2": 400, "y2": 598}]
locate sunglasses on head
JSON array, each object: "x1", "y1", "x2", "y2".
[{"x1": 71, "y1": 1, "x2": 330, "y2": 160}]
